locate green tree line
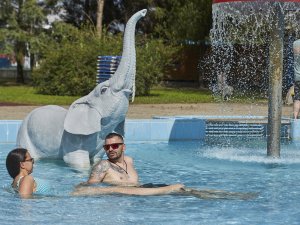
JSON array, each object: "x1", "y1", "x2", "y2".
[{"x1": 0, "y1": 0, "x2": 212, "y2": 96}]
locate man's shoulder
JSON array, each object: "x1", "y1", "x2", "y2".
[
  {"x1": 93, "y1": 159, "x2": 110, "y2": 168},
  {"x1": 124, "y1": 155, "x2": 134, "y2": 163}
]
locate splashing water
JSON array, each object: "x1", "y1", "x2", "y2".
[
  {"x1": 202, "y1": 2, "x2": 300, "y2": 98},
  {"x1": 202, "y1": 145, "x2": 300, "y2": 164}
]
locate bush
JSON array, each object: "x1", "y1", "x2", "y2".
[
  {"x1": 136, "y1": 37, "x2": 179, "y2": 95},
  {"x1": 33, "y1": 22, "x2": 122, "y2": 96},
  {"x1": 33, "y1": 22, "x2": 179, "y2": 96}
]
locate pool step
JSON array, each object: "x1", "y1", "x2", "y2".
[
  {"x1": 206, "y1": 121, "x2": 290, "y2": 138},
  {"x1": 206, "y1": 122, "x2": 266, "y2": 137}
]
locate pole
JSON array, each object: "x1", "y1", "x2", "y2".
[{"x1": 267, "y1": 2, "x2": 284, "y2": 157}]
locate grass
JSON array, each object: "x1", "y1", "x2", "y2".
[
  {"x1": 0, "y1": 86, "x2": 79, "y2": 105},
  {"x1": 0, "y1": 83, "x2": 268, "y2": 105},
  {"x1": 134, "y1": 87, "x2": 214, "y2": 104}
]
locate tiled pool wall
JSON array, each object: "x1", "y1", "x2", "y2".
[
  {"x1": 0, "y1": 118, "x2": 292, "y2": 143},
  {"x1": 126, "y1": 119, "x2": 205, "y2": 142},
  {"x1": 0, "y1": 119, "x2": 206, "y2": 143}
]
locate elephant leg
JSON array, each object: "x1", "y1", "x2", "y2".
[
  {"x1": 113, "y1": 120, "x2": 125, "y2": 137},
  {"x1": 63, "y1": 150, "x2": 91, "y2": 169}
]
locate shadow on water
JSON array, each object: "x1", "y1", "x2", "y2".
[
  {"x1": 38, "y1": 158, "x2": 70, "y2": 168},
  {"x1": 37, "y1": 158, "x2": 90, "y2": 175}
]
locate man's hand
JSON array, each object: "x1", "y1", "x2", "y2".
[{"x1": 169, "y1": 184, "x2": 185, "y2": 192}]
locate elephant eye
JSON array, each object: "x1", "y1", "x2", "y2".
[{"x1": 100, "y1": 87, "x2": 108, "y2": 94}]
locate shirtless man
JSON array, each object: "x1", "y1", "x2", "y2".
[
  {"x1": 74, "y1": 135, "x2": 256, "y2": 200},
  {"x1": 83, "y1": 133, "x2": 139, "y2": 186}
]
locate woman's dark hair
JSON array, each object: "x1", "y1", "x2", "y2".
[{"x1": 6, "y1": 148, "x2": 28, "y2": 178}]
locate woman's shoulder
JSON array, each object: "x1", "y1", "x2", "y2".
[
  {"x1": 18, "y1": 175, "x2": 35, "y2": 197},
  {"x1": 19, "y1": 175, "x2": 34, "y2": 186}
]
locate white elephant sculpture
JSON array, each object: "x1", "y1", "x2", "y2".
[{"x1": 16, "y1": 9, "x2": 147, "y2": 169}]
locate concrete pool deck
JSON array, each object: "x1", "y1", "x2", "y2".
[
  {"x1": 0, "y1": 103, "x2": 294, "y2": 143},
  {"x1": 0, "y1": 102, "x2": 293, "y2": 120}
]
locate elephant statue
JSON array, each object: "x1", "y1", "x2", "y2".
[{"x1": 16, "y1": 9, "x2": 147, "y2": 169}]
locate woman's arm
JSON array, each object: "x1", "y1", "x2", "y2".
[
  {"x1": 18, "y1": 175, "x2": 35, "y2": 198},
  {"x1": 72, "y1": 184, "x2": 185, "y2": 196}
]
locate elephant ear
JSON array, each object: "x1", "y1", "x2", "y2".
[{"x1": 64, "y1": 97, "x2": 102, "y2": 135}]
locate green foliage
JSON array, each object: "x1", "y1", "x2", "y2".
[
  {"x1": 33, "y1": 21, "x2": 180, "y2": 96},
  {"x1": 0, "y1": 0, "x2": 46, "y2": 50},
  {"x1": 1, "y1": 0, "x2": 214, "y2": 88},
  {"x1": 32, "y1": 22, "x2": 123, "y2": 96},
  {"x1": 136, "y1": 37, "x2": 179, "y2": 95},
  {"x1": 60, "y1": 0, "x2": 212, "y2": 44},
  {"x1": 153, "y1": 0, "x2": 212, "y2": 42},
  {"x1": 0, "y1": 0, "x2": 47, "y2": 83}
]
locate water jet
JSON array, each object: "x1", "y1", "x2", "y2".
[{"x1": 211, "y1": 0, "x2": 300, "y2": 157}]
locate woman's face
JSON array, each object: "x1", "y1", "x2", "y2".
[{"x1": 21, "y1": 151, "x2": 34, "y2": 174}]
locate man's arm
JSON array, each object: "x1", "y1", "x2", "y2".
[
  {"x1": 88, "y1": 160, "x2": 110, "y2": 184},
  {"x1": 72, "y1": 184, "x2": 185, "y2": 196},
  {"x1": 78, "y1": 160, "x2": 110, "y2": 186}
]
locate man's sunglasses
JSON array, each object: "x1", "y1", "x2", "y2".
[{"x1": 103, "y1": 143, "x2": 123, "y2": 151}]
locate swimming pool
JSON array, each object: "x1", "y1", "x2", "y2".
[{"x1": 1, "y1": 139, "x2": 300, "y2": 225}]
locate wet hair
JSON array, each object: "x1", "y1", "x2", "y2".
[
  {"x1": 105, "y1": 133, "x2": 124, "y2": 142},
  {"x1": 6, "y1": 148, "x2": 28, "y2": 178}
]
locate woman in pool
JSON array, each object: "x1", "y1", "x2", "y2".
[
  {"x1": 6, "y1": 148, "x2": 185, "y2": 198},
  {"x1": 6, "y1": 148, "x2": 54, "y2": 198}
]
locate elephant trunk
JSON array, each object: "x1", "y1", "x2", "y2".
[{"x1": 110, "y1": 9, "x2": 147, "y2": 101}]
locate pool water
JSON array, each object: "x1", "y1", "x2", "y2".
[{"x1": 1, "y1": 139, "x2": 300, "y2": 225}]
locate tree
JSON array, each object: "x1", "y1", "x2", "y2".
[
  {"x1": 106, "y1": 0, "x2": 212, "y2": 42},
  {"x1": 96, "y1": 0, "x2": 104, "y2": 37},
  {"x1": 0, "y1": 0, "x2": 46, "y2": 83},
  {"x1": 153, "y1": 0, "x2": 212, "y2": 42},
  {"x1": 61, "y1": 0, "x2": 212, "y2": 42},
  {"x1": 62, "y1": 0, "x2": 100, "y2": 27},
  {"x1": 32, "y1": 23, "x2": 123, "y2": 96},
  {"x1": 62, "y1": 0, "x2": 151, "y2": 34}
]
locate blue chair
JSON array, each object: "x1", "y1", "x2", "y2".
[
  {"x1": 0, "y1": 57, "x2": 10, "y2": 68},
  {"x1": 96, "y1": 55, "x2": 134, "y2": 101},
  {"x1": 96, "y1": 56, "x2": 121, "y2": 84}
]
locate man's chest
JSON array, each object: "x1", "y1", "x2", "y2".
[{"x1": 104, "y1": 166, "x2": 138, "y2": 184}]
